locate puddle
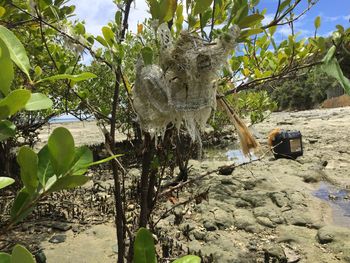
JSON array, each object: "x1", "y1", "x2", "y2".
[
  {"x1": 225, "y1": 149, "x2": 258, "y2": 163},
  {"x1": 204, "y1": 144, "x2": 257, "y2": 164},
  {"x1": 313, "y1": 182, "x2": 350, "y2": 227}
]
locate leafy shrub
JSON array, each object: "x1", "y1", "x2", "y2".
[{"x1": 270, "y1": 70, "x2": 335, "y2": 110}]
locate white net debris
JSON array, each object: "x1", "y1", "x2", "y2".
[{"x1": 133, "y1": 24, "x2": 240, "y2": 140}]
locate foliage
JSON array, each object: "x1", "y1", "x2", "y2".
[
  {"x1": 0, "y1": 19, "x2": 95, "y2": 176},
  {"x1": 0, "y1": 25, "x2": 52, "y2": 143},
  {"x1": 10, "y1": 126, "x2": 120, "y2": 224},
  {"x1": 234, "y1": 91, "x2": 277, "y2": 124},
  {"x1": 321, "y1": 26, "x2": 350, "y2": 95},
  {"x1": 0, "y1": 244, "x2": 36, "y2": 263},
  {"x1": 210, "y1": 90, "x2": 277, "y2": 130},
  {"x1": 133, "y1": 228, "x2": 201, "y2": 263},
  {"x1": 0, "y1": 176, "x2": 15, "y2": 190},
  {"x1": 270, "y1": 70, "x2": 334, "y2": 110}
]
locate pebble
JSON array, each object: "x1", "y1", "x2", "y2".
[{"x1": 49, "y1": 234, "x2": 66, "y2": 244}]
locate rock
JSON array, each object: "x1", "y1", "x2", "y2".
[
  {"x1": 187, "y1": 240, "x2": 203, "y2": 252},
  {"x1": 210, "y1": 182, "x2": 241, "y2": 200},
  {"x1": 256, "y1": 216, "x2": 275, "y2": 228},
  {"x1": 234, "y1": 209, "x2": 262, "y2": 233},
  {"x1": 238, "y1": 190, "x2": 268, "y2": 207},
  {"x1": 49, "y1": 234, "x2": 66, "y2": 244},
  {"x1": 316, "y1": 226, "x2": 350, "y2": 260},
  {"x1": 264, "y1": 245, "x2": 287, "y2": 262},
  {"x1": 35, "y1": 250, "x2": 47, "y2": 263},
  {"x1": 284, "y1": 210, "x2": 317, "y2": 227},
  {"x1": 253, "y1": 206, "x2": 284, "y2": 225},
  {"x1": 308, "y1": 138, "x2": 318, "y2": 144},
  {"x1": 270, "y1": 192, "x2": 289, "y2": 207},
  {"x1": 212, "y1": 208, "x2": 234, "y2": 229},
  {"x1": 235, "y1": 199, "x2": 251, "y2": 208},
  {"x1": 317, "y1": 226, "x2": 336, "y2": 244},
  {"x1": 303, "y1": 170, "x2": 323, "y2": 183},
  {"x1": 72, "y1": 225, "x2": 80, "y2": 233},
  {"x1": 192, "y1": 229, "x2": 205, "y2": 240},
  {"x1": 218, "y1": 166, "x2": 235, "y2": 175},
  {"x1": 283, "y1": 247, "x2": 301, "y2": 263},
  {"x1": 203, "y1": 232, "x2": 219, "y2": 243},
  {"x1": 203, "y1": 221, "x2": 217, "y2": 231},
  {"x1": 48, "y1": 221, "x2": 72, "y2": 231},
  {"x1": 221, "y1": 178, "x2": 235, "y2": 185}
]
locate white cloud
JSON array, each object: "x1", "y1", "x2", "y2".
[
  {"x1": 262, "y1": 13, "x2": 275, "y2": 25},
  {"x1": 70, "y1": 0, "x2": 149, "y2": 36},
  {"x1": 276, "y1": 24, "x2": 311, "y2": 38},
  {"x1": 344, "y1": 15, "x2": 350, "y2": 21}
]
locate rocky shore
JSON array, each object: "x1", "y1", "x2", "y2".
[{"x1": 38, "y1": 107, "x2": 350, "y2": 262}]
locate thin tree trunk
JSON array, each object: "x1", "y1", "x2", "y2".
[
  {"x1": 139, "y1": 133, "x2": 154, "y2": 227},
  {"x1": 109, "y1": 72, "x2": 126, "y2": 263}
]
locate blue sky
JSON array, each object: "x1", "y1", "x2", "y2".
[
  {"x1": 69, "y1": 0, "x2": 350, "y2": 44},
  {"x1": 259, "y1": 0, "x2": 350, "y2": 40}
]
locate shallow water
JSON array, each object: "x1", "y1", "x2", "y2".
[
  {"x1": 204, "y1": 143, "x2": 257, "y2": 164},
  {"x1": 313, "y1": 182, "x2": 350, "y2": 227}
]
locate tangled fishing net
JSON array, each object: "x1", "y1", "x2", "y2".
[{"x1": 133, "y1": 24, "x2": 240, "y2": 142}]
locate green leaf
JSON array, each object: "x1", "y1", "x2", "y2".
[
  {"x1": 75, "y1": 23, "x2": 86, "y2": 35},
  {"x1": 134, "y1": 228, "x2": 157, "y2": 263},
  {"x1": 24, "y1": 93, "x2": 53, "y2": 111},
  {"x1": 278, "y1": 0, "x2": 291, "y2": 13},
  {"x1": 48, "y1": 175, "x2": 90, "y2": 192},
  {"x1": 0, "y1": 120, "x2": 15, "y2": 141},
  {"x1": 0, "y1": 6, "x2": 6, "y2": 18},
  {"x1": 0, "y1": 176, "x2": 15, "y2": 190},
  {"x1": 233, "y1": 3, "x2": 249, "y2": 25},
  {"x1": 314, "y1": 16, "x2": 321, "y2": 29},
  {"x1": 0, "y1": 39, "x2": 14, "y2": 96},
  {"x1": 336, "y1": 24, "x2": 344, "y2": 33},
  {"x1": 0, "y1": 252, "x2": 11, "y2": 263},
  {"x1": 321, "y1": 57, "x2": 350, "y2": 95},
  {"x1": 83, "y1": 153, "x2": 122, "y2": 168},
  {"x1": 102, "y1": 26, "x2": 115, "y2": 46},
  {"x1": 159, "y1": 0, "x2": 177, "y2": 22},
  {"x1": 0, "y1": 89, "x2": 31, "y2": 119},
  {"x1": 38, "y1": 72, "x2": 97, "y2": 83},
  {"x1": 148, "y1": 0, "x2": 160, "y2": 19},
  {"x1": 71, "y1": 146, "x2": 93, "y2": 176},
  {"x1": 322, "y1": 45, "x2": 336, "y2": 64},
  {"x1": 48, "y1": 127, "x2": 75, "y2": 175},
  {"x1": 172, "y1": 255, "x2": 201, "y2": 263},
  {"x1": 37, "y1": 145, "x2": 54, "y2": 186},
  {"x1": 269, "y1": 26, "x2": 277, "y2": 36},
  {"x1": 0, "y1": 25, "x2": 31, "y2": 80},
  {"x1": 34, "y1": 65, "x2": 43, "y2": 78},
  {"x1": 10, "y1": 188, "x2": 33, "y2": 223},
  {"x1": 193, "y1": 0, "x2": 213, "y2": 15},
  {"x1": 11, "y1": 245, "x2": 36, "y2": 263},
  {"x1": 175, "y1": 4, "x2": 184, "y2": 32},
  {"x1": 238, "y1": 14, "x2": 264, "y2": 29},
  {"x1": 141, "y1": 47, "x2": 153, "y2": 65},
  {"x1": 239, "y1": 28, "x2": 263, "y2": 39},
  {"x1": 17, "y1": 146, "x2": 39, "y2": 193},
  {"x1": 115, "y1": 11, "x2": 122, "y2": 25},
  {"x1": 96, "y1": 36, "x2": 108, "y2": 47}
]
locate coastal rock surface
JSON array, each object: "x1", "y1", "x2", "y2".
[{"x1": 39, "y1": 107, "x2": 350, "y2": 262}]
